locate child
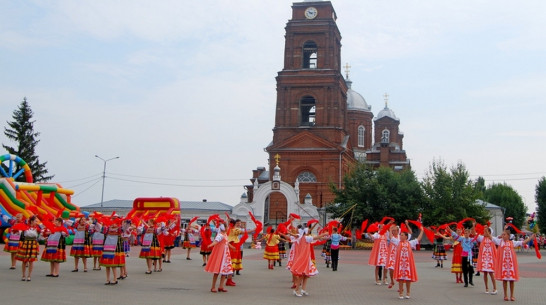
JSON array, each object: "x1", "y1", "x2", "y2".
[
  {"x1": 495, "y1": 228, "x2": 535, "y2": 301},
  {"x1": 391, "y1": 224, "x2": 423, "y2": 299}
]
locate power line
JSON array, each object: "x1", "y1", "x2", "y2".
[
  {"x1": 108, "y1": 172, "x2": 248, "y2": 182},
  {"x1": 108, "y1": 176, "x2": 244, "y2": 188}
]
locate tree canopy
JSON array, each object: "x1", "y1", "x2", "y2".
[
  {"x1": 483, "y1": 183, "x2": 527, "y2": 228},
  {"x1": 535, "y1": 177, "x2": 546, "y2": 234},
  {"x1": 2, "y1": 98, "x2": 53, "y2": 182},
  {"x1": 327, "y1": 164, "x2": 424, "y2": 228},
  {"x1": 420, "y1": 160, "x2": 488, "y2": 226}
]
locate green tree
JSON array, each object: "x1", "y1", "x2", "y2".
[
  {"x1": 535, "y1": 177, "x2": 546, "y2": 234},
  {"x1": 2, "y1": 98, "x2": 53, "y2": 182},
  {"x1": 484, "y1": 183, "x2": 526, "y2": 228},
  {"x1": 328, "y1": 164, "x2": 424, "y2": 227},
  {"x1": 420, "y1": 160, "x2": 488, "y2": 226}
]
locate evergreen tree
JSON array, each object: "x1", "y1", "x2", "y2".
[
  {"x1": 2, "y1": 98, "x2": 53, "y2": 182},
  {"x1": 535, "y1": 177, "x2": 546, "y2": 234}
]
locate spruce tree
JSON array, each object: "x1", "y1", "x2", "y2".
[{"x1": 2, "y1": 98, "x2": 53, "y2": 182}]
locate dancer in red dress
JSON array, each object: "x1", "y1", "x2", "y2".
[
  {"x1": 391, "y1": 225, "x2": 423, "y2": 299},
  {"x1": 450, "y1": 228, "x2": 463, "y2": 283},
  {"x1": 494, "y1": 228, "x2": 535, "y2": 301},
  {"x1": 385, "y1": 224, "x2": 401, "y2": 289},
  {"x1": 475, "y1": 225, "x2": 499, "y2": 295},
  {"x1": 204, "y1": 223, "x2": 235, "y2": 293},
  {"x1": 289, "y1": 224, "x2": 327, "y2": 297},
  {"x1": 368, "y1": 224, "x2": 390, "y2": 285}
]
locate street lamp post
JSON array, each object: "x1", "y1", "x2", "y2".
[{"x1": 95, "y1": 155, "x2": 120, "y2": 208}]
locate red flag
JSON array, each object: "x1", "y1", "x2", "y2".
[
  {"x1": 360, "y1": 220, "x2": 368, "y2": 235},
  {"x1": 424, "y1": 227, "x2": 435, "y2": 243},
  {"x1": 534, "y1": 237, "x2": 542, "y2": 259},
  {"x1": 400, "y1": 223, "x2": 410, "y2": 233}
]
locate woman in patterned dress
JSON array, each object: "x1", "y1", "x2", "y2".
[
  {"x1": 392, "y1": 225, "x2": 424, "y2": 299},
  {"x1": 368, "y1": 225, "x2": 389, "y2": 285},
  {"x1": 100, "y1": 218, "x2": 125, "y2": 285},
  {"x1": 139, "y1": 218, "x2": 162, "y2": 274},
  {"x1": 70, "y1": 217, "x2": 92, "y2": 272},
  {"x1": 289, "y1": 225, "x2": 327, "y2": 297},
  {"x1": 475, "y1": 225, "x2": 499, "y2": 294},
  {"x1": 385, "y1": 224, "x2": 400, "y2": 289},
  {"x1": 41, "y1": 217, "x2": 68, "y2": 277},
  {"x1": 432, "y1": 230, "x2": 447, "y2": 268},
  {"x1": 450, "y1": 228, "x2": 463, "y2": 283},
  {"x1": 2, "y1": 213, "x2": 23, "y2": 270},
  {"x1": 15, "y1": 215, "x2": 40, "y2": 281},
  {"x1": 204, "y1": 222, "x2": 235, "y2": 293},
  {"x1": 494, "y1": 228, "x2": 535, "y2": 301}
]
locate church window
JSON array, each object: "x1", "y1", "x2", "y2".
[
  {"x1": 381, "y1": 129, "x2": 390, "y2": 143},
  {"x1": 297, "y1": 171, "x2": 317, "y2": 183},
  {"x1": 300, "y1": 95, "x2": 316, "y2": 126},
  {"x1": 358, "y1": 125, "x2": 365, "y2": 147},
  {"x1": 303, "y1": 41, "x2": 318, "y2": 69}
]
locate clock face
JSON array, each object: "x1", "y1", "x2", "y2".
[{"x1": 305, "y1": 7, "x2": 318, "y2": 19}]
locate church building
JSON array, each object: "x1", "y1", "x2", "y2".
[{"x1": 235, "y1": 1, "x2": 410, "y2": 226}]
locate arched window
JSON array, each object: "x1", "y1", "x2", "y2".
[
  {"x1": 381, "y1": 129, "x2": 390, "y2": 143},
  {"x1": 303, "y1": 41, "x2": 318, "y2": 69},
  {"x1": 358, "y1": 125, "x2": 365, "y2": 147},
  {"x1": 297, "y1": 171, "x2": 317, "y2": 183},
  {"x1": 300, "y1": 95, "x2": 316, "y2": 126}
]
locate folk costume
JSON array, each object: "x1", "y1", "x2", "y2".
[
  {"x1": 452, "y1": 231, "x2": 478, "y2": 287},
  {"x1": 263, "y1": 231, "x2": 281, "y2": 269},
  {"x1": 476, "y1": 235, "x2": 499, "y2": 273},
  {"x1": 2, "y1": 215, "x2": 22, "y2": 254},
  {"x1": 200, "y1": 226, "x2": 213, "y2": 263},
  {"x1": 91, "y1": 222, "x2": 105, "y2": 258},
  {"x1": 16, "y1": 225, "x2": 40, "y2": 263},
  {"x1": 290, "y1": 232, "x2": 318, "y2": 277},
  {"x1": 139, "y1": 224, "x2": 162, "y2": 261},
  {"x1": 100, "y1": 225, "x2": 125, "y2": 268},
  {"x1": 392, "y1": 238, "x2": 419, "y2": 282},
  {"x1": 368, "y1": 231, "x2": 389, "y2": 267},
  {"x1": 227, "y1": 226, "x2": 245, "y2": 272},
  {"x1": 451, "y1": 240, "x2": 463, "y2": 282},
  {"x1": 70, "y1": 220, "x2": 92, "y2": 258},
  {"x1": 494, "y1": 239, "x2": 524, "y2": 282},
  {"x1": 432, "y1": 236, "x2": 447, "y2": 264},
  {"x1": 41, "y1": 229, "x2": 67, "y2": 263},
  {"x1": 204, "y1": 230, "x2": 233, "y2": 275}
]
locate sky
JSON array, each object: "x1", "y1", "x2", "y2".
[{"x1": 1, "y1": 0, "x2": 545, "y2": 213}]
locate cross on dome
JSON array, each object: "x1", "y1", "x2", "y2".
[{"x1": 343, "y1": 62, "x2": 351, "y2": 79}]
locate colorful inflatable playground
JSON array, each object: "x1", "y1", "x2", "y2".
[
  {"x1": 1, "y1": 154, "x2": 182, "y2": 243},
  {"x1": 0, "y1": 154, "x2": 81, "y2": 230}
]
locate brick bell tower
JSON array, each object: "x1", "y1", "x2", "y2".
[{"x1": 265, "y1": 1, "x2": 355, "y2": 210}]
